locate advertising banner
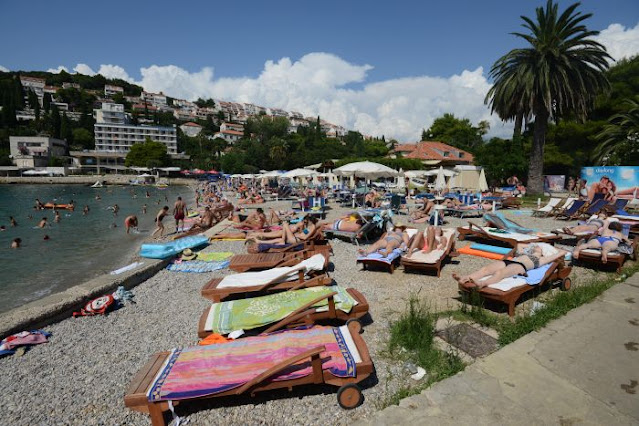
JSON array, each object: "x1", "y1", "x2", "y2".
[
  {"x1": 544, "y1": 175, "x2": 565, "y2": 192},
  {"x1": 581, "y1": 166, "x2": 639, "y2": 199}
]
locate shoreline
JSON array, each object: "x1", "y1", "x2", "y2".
[
  {"x1": 0, "y1": 182, "x2": 199, "y2": 335},
  {"x1": 0, "y1": 176, "x2": 197, "y2": 186}
]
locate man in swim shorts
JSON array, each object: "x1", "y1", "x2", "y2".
[
  {"x1": 173, "y1": 196, "x2": 188, "y2": 233},
  {"x1": 124, "y1": 215, "x2": 138, "y2": 234}
]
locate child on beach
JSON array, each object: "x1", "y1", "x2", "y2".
[{"x1": 152, "y1": 206, "x2": 169, "y2": 238}]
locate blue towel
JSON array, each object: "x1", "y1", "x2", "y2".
[
  {"x1": 357, "y1": 248, "x2": 402, "y2": 264},
  {"x1": 524, "y1": 264, "x2": 552, "y2": 285},
  {"x1": 470, "y1": 243, "x2": 512, "y2": 255},
  {"x1": 166, "y1": 260, "x2": 230, "y2": 273}
]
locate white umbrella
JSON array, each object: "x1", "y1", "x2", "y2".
[
  {"x1": 230, "y1": 173, "x2": 243, "y2": 178},
  {"x1": 241, "y1": 174, "x2": 256, "y2": 179},
  {"x1": 434, "y1": 166, "x2": 446, "y2": 191},
  {"x1": 405, "y1": 170, "x2": 428, "y2": 178},
  {"x1": 478, "y1": 168, "x2": 489, "y2": 191},
  {"x1": 283, "y1": 168, "x2": 317, "y2": 178},
  {"x1": 333, "y1": 161, "x2": 398, "y2": 178},
  {"x1": 261, "y1": 170, "x2": 283, "y2": 178}
]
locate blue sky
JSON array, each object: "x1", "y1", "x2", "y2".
[{"x1": 2, "y1": 0, "x2": 638, "y2": 141}]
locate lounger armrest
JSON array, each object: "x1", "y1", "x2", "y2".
[
  {"x1": 234, "y1": 345, "x2": 326, "y2": 395},
  {"x1": 260, "y1": 292, "x2": 338, "y2": 335}
]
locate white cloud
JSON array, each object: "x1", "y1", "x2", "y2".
[
  {"x1": 47, "y1": 65, "x2": 69, "y2": 74},
  {"x1": 0, "y1": 65, "x2": 8, "y2": 72},
  {"x1": 595, "y1": 22, "x2": 639, "y2": 63},
  {"x1": 96, "y1": 64, "x2": 133, "y2": 82},
  {"x1": 43, "y1": 53, "x2": 513, "y2": 141},
  {"x1": 73, "y1": 63, "x2": 95, "y2": 76}
]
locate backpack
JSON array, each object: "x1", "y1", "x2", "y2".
[{"x1": 73, "y1": 294, "x2": 116, "y2": 317}]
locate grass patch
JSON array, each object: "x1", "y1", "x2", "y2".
[{"x1": 381, "y1": 296, "x2": 465, "y2": 408}]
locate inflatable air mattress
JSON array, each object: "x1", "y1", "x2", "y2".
[{"x1": 140, "y1": 236, "x2": 209, "y2": 259}]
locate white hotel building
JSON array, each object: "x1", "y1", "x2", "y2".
[{"x1": 94, "y1": 103, "x2": 177, "y2": 154}]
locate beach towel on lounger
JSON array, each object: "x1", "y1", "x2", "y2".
[
  {"x1": 204, "y1": 285, "x2": 357, "y2": 334},
  {"x1": 216, "y1": 254, "x2": 325, "y2": 289},
  {"x1": 357, "y1": 248, "x2": 403, "y2": 264},
  {"x1": 147, "y1": 326, "x2": 356, "y2": 401},
  {"x1": 486, "y1": 263, "x2": 553, "y2": 291}
]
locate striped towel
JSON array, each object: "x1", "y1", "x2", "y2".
[
  {"x1": 166, "y1": 260, "x2": 230, "y2": 273},
  {"x1": 148, "y1": 326, "x2": 356, "y2": 401}
]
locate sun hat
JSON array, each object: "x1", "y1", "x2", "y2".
[
  {"x1": 181, "y1": 248, "x2": 197, "y2": 260},
  {"x1": 393, "y1": 222, "x2": 407, "y2": 229}
]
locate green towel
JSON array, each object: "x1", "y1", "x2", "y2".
[
  {"x1": 205, "y1": 285, "x2": 356, "y2": 334},
  {"x1": 196, "y1": 252, "x2": 234, "y2": 262}
]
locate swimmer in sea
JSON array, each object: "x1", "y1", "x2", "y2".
[
  {"x1": 152, "y1": 206, "x2": 169, "y2": 238},
  {"x1": 0, "y1": 225, "x2": 5, "y2": 231},
  {"x1": 38, "y1": 217, "x2": 48, "y2": 228},
  {"x1": 11, "y1": 238, "x2": 21, "y2": 248},
  {"x1": 10, "y1": 216, "x2": 17, "y2": 227},
  {"x1": 110, "y1": 204, "x2": 119, "y2": 217},
  {"x1": 83, "y1": 205, "x2": 90, "y2": 215},
  {"x1": 124, "y1": 215, "x2": 138, "y2": 234},
  {"x1": 54, "y1": 211, "x2": 61, "y2": 223},
  {"x1": 95, "y1": 194, "x2": 101, "y2": 201},
  {"x1": 43, "y1": 235, "x2": 50, "y2": 240},
  {"x1": 142, "y1": 204, "x2": 147, "y2": 214}
]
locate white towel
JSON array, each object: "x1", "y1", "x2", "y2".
[
  {"x1": 487, "y1": 276, "x2": 527, "y2": 291},
  {"x1": 217, "y1": 254, "x2": 325, "y2": 288}
]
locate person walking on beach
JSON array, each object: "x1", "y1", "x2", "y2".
[
  {"x1": 173, "y1": 196, "x2": 187, "y2": 233},
  {"x1": 38, "y1": 217, "x2": 48, "y2": 228},
  {"x1": 124, "y1": 215, "x2": 138, "y2": 234},
  {"x1": 152, "y1": 206, "x2": 169, "y2": 238},
  {"x1": 10, "y1": 216, "x2": 17, "y2": 227}
]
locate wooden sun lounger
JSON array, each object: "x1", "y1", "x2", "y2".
[
  {"x1": 201, "y1": 271, "x2": 332, "y2": 302},
  {"x1": 457, "y1": 222, "x2": 561, "y2": 248},
  {"x1": 197, "y1": 288, "x2": 369, "y2": 338},
  {"x1": 400, "y1": 232, "x2": 458, "y2": 277},
  {"x1": 124, "y1": 321, "x2": 374, "y2": 425},
  {"x1": 445, "y1": 207, "x2": 484, "y2": 219},
  {"x1": 229, "y1": 245, "x2": 332, "y2": 272},
  {"x1": 554, "y1": 199, "x2": 587, "y2": 220},
  {"x1": 532, "y1": 197, "x2": 564, "y2": 218},
  {"x1": 458, "y1": 260, "x2": 572, "y2": 316},
  {"x1": 573, "y1": 236, "x2": 638, "y2": 273}
]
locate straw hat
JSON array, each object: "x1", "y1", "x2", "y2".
[
  {"x1": 393, "y1": 222, "x2": 407, "y2": 229},
  {"x1": 181, "y1": 248, "x2": 197, "y2": 260}
]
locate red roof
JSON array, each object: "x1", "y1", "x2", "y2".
[
  {"x1": 395, "y1": 141, "x2": 473, "y2": 163},
  {"x1": 182, "y1": 122, "x2": 202, "y2": 127},
  {"x1": 221, "y1": 129, "x2": 243, "y2": 136}
]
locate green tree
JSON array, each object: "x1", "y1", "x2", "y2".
[
  {"x1": 43, "y1": 92, "x2": 52, "y2": 112},
  {"x1": 125, "y1": 138, "x2": 170, "y2": 167},
  {"x1": 422, "y1": 113, "x2": 485, "y2": 152},
  {"x1": 28, "y1": 90, "x2": 39, "y2": 109},
  {"x1": 72, "y1": 128, "x2": 94, "y2": 150},
  {"x1": 593, "y1": 97, "x2": 639, "y2": 165},
  {"x1": 474, "y1": 138, "x2": 528, "y2": 185},
  {"x1": 486, "y1": 0, "x2": 611, "y2": 193}
]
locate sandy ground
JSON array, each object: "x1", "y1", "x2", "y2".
[{"x1": 0, "y1": 197, "x2": 622, "y2": 425}]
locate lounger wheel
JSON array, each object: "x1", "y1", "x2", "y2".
[
  {"x1": 337, "y1": 383, "x2": 363, "y2": 409},
  {"x1": 346, "y1": 318, "x2": 363, "y2": 334},
  {"x1": 560, "y1": 277, "x2": 572, "y2": 291}
]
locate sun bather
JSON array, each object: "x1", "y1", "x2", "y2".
[
  {"x1": 410, "y1": 200, "x2": 435, "y2": 222},
  {"x1": 358, "y1": 224, "x2": 410, "y2": 257},
  {"x1": 232, "y1": 208, "x2": 267, "y2": 230},
  {"x1": 188, "y1": 207, "x2": 216, "y2": 233},
  {"x1": 365, "y1": 189, "x2": 382, "y2": 208},
  {"x1": 453, "y1": 243, "x2": 566, "y2": 288},
  {"x1": 405, "y1": 226, "x2": 448, "y2": 258},
  {"x1": 319, "y1": 213, "x2": 364, "y2": 233},
  {"x1": 248, "y1": 215, "x2": 318, "y2": 244},
  {"x1": 562, "y1": 211, "x2": 615, "y2": 235},
  {"x1": 572, "y1": 221, "x2": 629, "y2": 263}
]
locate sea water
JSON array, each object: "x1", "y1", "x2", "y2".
[{"x1": 0, "y1": 184, "x2": 192, "y2": 314}]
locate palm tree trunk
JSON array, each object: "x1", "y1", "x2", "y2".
[
  {"x1": 513, "y1": 113, "x2": 523, "y2": 139},
  {"x1": 527, "y1": 112, "x2": 548, "y2": 194}
]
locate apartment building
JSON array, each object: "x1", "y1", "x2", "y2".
[
  {"x1": 141, "y1": 91, "x2": 167, "y2": 107},
  {"x1": 220, "y1": 122, "x2": 244, "y2": 133},
  {"x1": 20, "y1": 76, "x2": 46, "y2": 99},
  {"x1": 93, "y1": 103, "x2": 177, "y2": 154},
  {"x1": 212, "y1": 129, "x2": 243, "y2": 144},
  {"x1": 9, "y1": 136, "x2": 68, "y2": 168},
  {"x1": 104, "y1": 85, "x2": 124, "y2": 97}
]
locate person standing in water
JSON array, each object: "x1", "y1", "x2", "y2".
[
  {"x1": 11, "y1": 238, "x2": 21, "y2": 248},
  {"x1": 35, "y1": 199, "x2": 44, "y2": 210},
  {"x1": 110, "y1": 204, "x2": 119, "y2": 217},
  {"x1": 83, "y1": 205, "x2": 90, "y2": 215},
  {"x1": 173, "y1": 196, "x2": 187, "y2": 233},
  {"x1": 152, "y1": 206, "x2": 169, "y2": 238},
  {"x1": 38, "y1": 217, "x2": 48, "y2": 228},
  {"x1": 124, "y1": 215, "x2": 138, "y2": 234},
  {"x1": 142, "y1": 204, "x2": 147, "y2": 214},
  {"x1": 9, "y1": 216, "x2": 17, "y2": 227},
  {"x1": 54, "y1": 211, "x2": 61, "y2": 223}
]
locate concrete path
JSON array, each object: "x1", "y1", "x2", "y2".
[{"x1": 360, "y1": 275, "x2": 639, "y2": 425}]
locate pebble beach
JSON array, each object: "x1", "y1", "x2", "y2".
[{"x1": 0, "y1": 199, "x2": 616, "y2": 425}]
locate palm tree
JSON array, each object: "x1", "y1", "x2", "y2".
[
  {"x1": 485, "y1": 0, "x2": 611, "y2": 194},
  {"x1": 593, "y1": 97, "x2": 639, "y2": 164}
]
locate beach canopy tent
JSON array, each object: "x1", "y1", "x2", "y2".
[
  {"x1": 404, "y1": 170, "x2": 429, "y2": 178},
  {"x1": 261, "y1": 170, "x2": 284, "y2": 178},
  {"x1": 448, "y1": 165, "x2": 486, "y2": 191}
]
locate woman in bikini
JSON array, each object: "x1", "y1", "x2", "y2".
[
  {"x1": 318, "y1": 214, "x2": 364, "y2": 233},
  {"x1": 562, "y1": 211, "x2": 613, "y2": 235},
  {"x1": 358, "y1": 224, "x2": 410, "y2": 257},
  {"x1": 249, "y1": 216, "x2": 318, "y2": 245},
  {"x1": 405, "y1": 226, "x2": 448, "y2": 258},
  {"x1": 572, "y1": 221, "x2": 629, "y2": 263},
  {"x1": 453, "y1": 243, "x2": 566, "y2": 288},
  {"x1": 410, "y1": 200, "x2": 435, "y2": 222}
]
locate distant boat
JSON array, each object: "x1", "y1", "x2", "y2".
[
  {"x1": 155, "y1": 183, "x2": 169, "y2": 189},
  {"x1": 91, "y1": 181, "x2": 104, "y2": 188}
]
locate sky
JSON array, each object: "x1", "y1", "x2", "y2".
[{"x1": 1, "y1": 0, "x2": 638, "y2": 142}]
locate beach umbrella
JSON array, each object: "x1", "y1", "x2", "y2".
[
  {"x1": 333, "y1": 161, "x2": 398, "y2": 179},
  {"x1": 405, "y1": 170, "x2": 428, "y2": 178},
  {"x1": 478, "y1": 168, "x2": 489, "y2": 191},
  {"x1": 191, "y1": 169, "x2": 206, "y2": 175},
  {"x1": 434, "y1": 166, "x2": 446, "y2": 191},
  {"x1": 283, "y1": 168, "x2": 317, "y2": 178},
  {"x1": 261, "y1": 170, "x2": 284, "y2": 178},
  {"x1": 207, "y1": 169, "x2": 218, "y2": 174}
]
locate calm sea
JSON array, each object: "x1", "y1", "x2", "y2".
[{"x1": 0, "y1": 183, "x2": 191, "y2": 314}]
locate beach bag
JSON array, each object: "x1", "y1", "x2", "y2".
[
  {"x1": 73, "y1": 294, "x2": 116, "y2": 317},
  {"x1": 617, "y1": 241, "x2": 633, "y2": 256}
]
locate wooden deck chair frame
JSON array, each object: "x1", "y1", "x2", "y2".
[
  {"x1": 124, "y1": 321, "x2": 374, "y2": 426},
  {"x1": 400, "y1": 236, "x2": 458, "y2": 277},
  {"x1": 532, "y1": 197, "x2": 564, "y2": 218},
  {"x1": 573, "y1": 235, "x2": 639, "y2": 273},
  {"x1": 197, "y1": 288, "x2": 369, "y2": 338},
  {"x1": 554, "y1": 199, "x2": 587, "y2": 220},
  {"x1": 444, "y1": 207, "x2": 484, "y2": 219},
  {"x1": 547, "y1": 197, "x2": 577, "y2": 218},
  {"x1": 201, "y1": 271, "x2": 332, "y2": 302},
  {"x1": 457, "y1": 222, "x2": 560, "y2": 248},
  {"x1": 577, "y1": 198, "x2": 609, "y2": 220},
  {"x1": 458, "y1": 260, "x2": 573, "y2": 317},
  {"x1": 229, "y1": 245, "x2": 332, "y2": 272}
]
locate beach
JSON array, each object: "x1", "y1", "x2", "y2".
[{"x1": 0, "y1": 198, "x2": 618, "y2": 425}]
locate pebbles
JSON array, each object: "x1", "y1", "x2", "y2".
[{"x1": 0, "y1": 202, "x2": 617, "y2": 425}]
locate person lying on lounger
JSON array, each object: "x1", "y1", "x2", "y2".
[
  {"x1": 410, "y1": 200, "x2": 435, "y2": 222},
  {"x1": 188, "y1": 207, "x2": 216, "y2": 233},
  {"x1": 267, "y1": 208, "x2": 300, "y2": 225},
  {"x1": 247, "y1": 215, "x2": 318, "y2": 244},
  {"x1": 572, "y1": 221, "x2": 630, "y2": 263},
  {"x1": 365, "y1": 190, "x2": 382, "y2": 208},
  {"x1": 231, "y1": 208, "x2": 267, "y2": 230},
  {"x1": 358, "y1": 224, "x2": 410, "y2": 257},
  {"x1": 404, "y1": 226, "x2": 448, "y2": 258},
  {"x1": 443, "y1": 197, "x2": 492, "y2": 210},
  {"x1": 562, "y1": 211, "x2": 615, "y2": 235},
  {"x1": 318, "y1": 214, "x2": 364, "y2": 233},
  {"x1": 453, "y1": 243, "x2": 566, "y2": 288}
]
